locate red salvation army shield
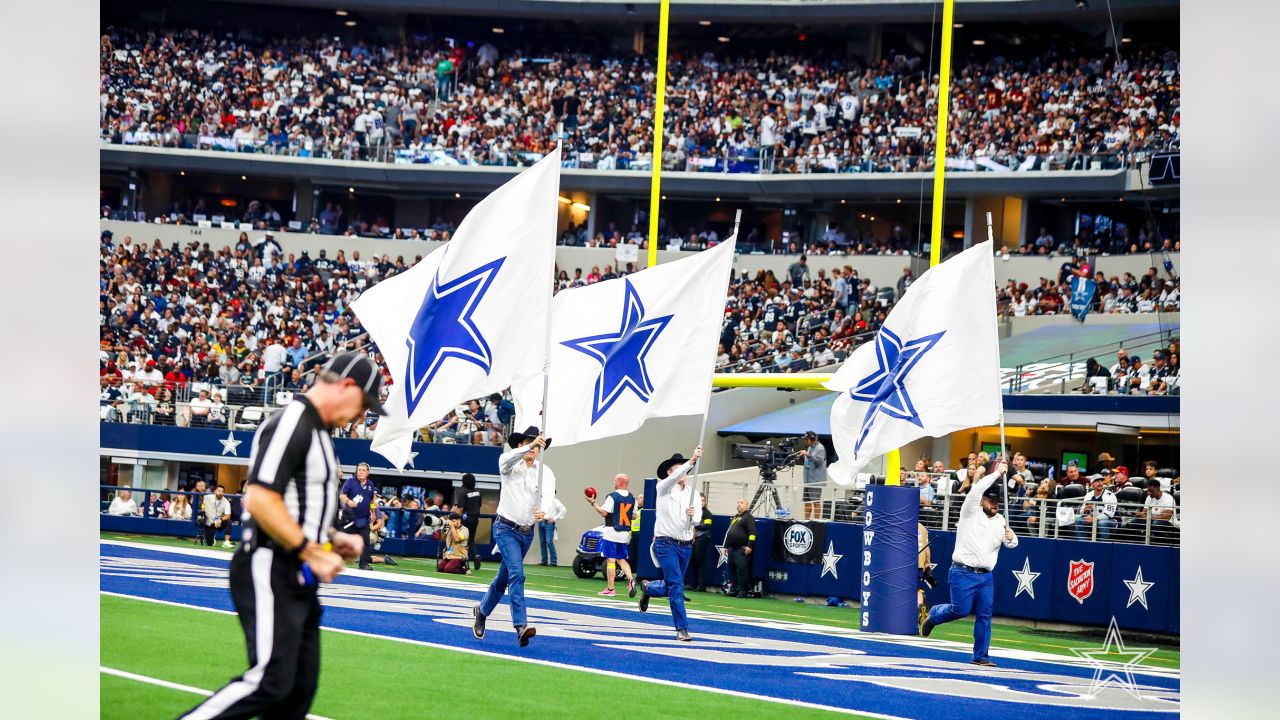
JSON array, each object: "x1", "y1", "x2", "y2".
[{"x1": 1067, "y1": 559, "x2": 1095, "y2": 604}]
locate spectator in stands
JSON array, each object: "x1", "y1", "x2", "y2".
[
  {"x1": 1062, "y1": 460, "x2": 1084, "y2": 486},
  {"x1": 108, "y1": 489, "x2": 140, "y2": 516},
  {"x1": 189, "y1": 388, "x2": 213, "y2": 426},
  {"x1": 169, "y1": 493, "x2": 192, "y2": 522},
  {"x1": 1075, "y1": 476, "x2": 1118, "y2": 541},
  {"x1": 1135, "y1": 478, "x2": 1177, "y2": 530},
  {"x1": 1021, "y1": 480, "x2": 1055, "y2": 535}
]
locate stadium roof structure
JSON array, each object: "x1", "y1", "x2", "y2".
[{"x1": 209, "y1": 0, "x2": 1179, "y2": 23}]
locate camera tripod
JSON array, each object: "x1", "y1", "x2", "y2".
[{"x1": 749, "y1": 468, "x2": 785, "y2": 515}]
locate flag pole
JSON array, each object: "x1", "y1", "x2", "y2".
[
  {"x1": 535, "y1": 144, "x2": 562, "y2": 516},
  {"x1": 985, "y1": 210, "x2": 1008, "y2": 514},
  {"x1": 689, "y1": 208, "x2": 741, "y2": 525}
]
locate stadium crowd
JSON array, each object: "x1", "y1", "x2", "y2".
[
  {"x1": 997, "y1": 260, "x2": 1180, "y2": 317},
  {"x1": 100, "y1": 26, "x2": 1179, "y2": 174}
]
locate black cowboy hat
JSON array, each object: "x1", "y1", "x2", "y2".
[
  {"x1": 656, "y1": 453, "x2": 689, "y2": 479},
  {"x1": 507, "y1": 426, "x2": 551, "y2": 450}
]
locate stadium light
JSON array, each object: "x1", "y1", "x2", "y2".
[
  {"x1": 717, "y1": 36, "x2": 730, "y2": 43},
  {"x1": 348, "y1": 187, "x2": 355, "y2": 193},
  {"x1": 954, "y1": 23, "x2": 964, "y2": 28},
  {"x1": 1122, "y1": 37, "x2": 1132, "y2": 43},
  {"x1": 698, "y1": 20, "x2": 711, "y2": 26},
  {"x1": 558, "y1": 196, "x2": 572, "y2": 204},
  {"x1": 572, "y1": 202, "x2": 592, "y2": 212},
  {"x1": 335, "y1": 10, "x2": 348, "y2": 16},
  {"x1": 240, "y1": 175, "x2": 247, "y2": 180},
  {"x1": 492, "y1": 27, "x2": 505, "y2": 34},
  {"x1": 345, "y1": 20, "x2": 357, "y2": 27},
  {"x1": 454, "y1": 192, "x2": 461, "y2": 198},
  {"x1": 972, "y1": 39, "x2": 986, "y2": 46}
]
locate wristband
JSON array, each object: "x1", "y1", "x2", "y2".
[{"x1": 288, "y1": 540, "x2": 308, "y2": 559}]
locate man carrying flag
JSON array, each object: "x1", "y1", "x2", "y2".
[
  {"x1": 352, "y1": 148, "x2": 559, "y2": 469},
  {"x1": 638, "y1": 446, "x2": 703, "y2": 641},
  {"x1": 920, "y1": 458, "x2": 1019, "y2": 667},
  {"x1": 472, "y1": 426, "x2": 553, "y2": 648}
]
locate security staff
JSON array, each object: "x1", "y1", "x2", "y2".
[
  {"x1": 920, "y1": 459, "x2": 1017, "y2": 667},
  {"x1": 638, "y1": 445, "x2": 703, "y2": 642},
  {"x1": 454, "y1": 473, "x2": 483, "y2": 571},
  {"x1": 723, "y1": 499, "x2": 757, "y2": 598},
  {"x1": 339, "y1": 462, "x2": 376, "y2": 570},
  {"x1": 687, "y1": 493, "x2": 715, "y2": 592},
  {"x1": 472, "y1": 426, "x2": 551, "y2": 648},
  {"x1": 180, "y1": 352, "x2": 382, "y2": 720}
]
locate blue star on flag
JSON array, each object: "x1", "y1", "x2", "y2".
[
  {"x1": 562, "y1": 279, "x2": 673, "y2": 424},
  {"x1": 404, "y1": 257, "x2": 506, "y2": 415},
  {"x1": 848, "y1": 327, "x2": 945, "y2": 455}
]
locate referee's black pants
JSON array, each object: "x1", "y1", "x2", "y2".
[{"x1": 180, "y1": 547, "x2": 321, "y2": 720}]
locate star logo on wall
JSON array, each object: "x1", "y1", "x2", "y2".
[
  {"x1": 404, "y1": 257, "x2": 506, "y2": 416},
  {"x1": 219, "y1": 431, "x2": 242, "y2": 456},
  {"x1": 820, "y1": 541, "x2": 843, "y2": 579},
  {"x1": 1123, "y1": 566, "x2": 1155, "y2": 610},
  {"x1": 715, "y1": 545, "x2": 729, "y2": 568},
  {"x1": 1012, "y1": 556, "x2": 1041, "y2": 600},
  {"x1": 561, "y1": 279, "x2": 673, "y2": 424},
  {"x1": 847, "y1": 327, "x2": 945, "y2": 455}
]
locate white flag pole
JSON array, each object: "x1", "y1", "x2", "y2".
[
  {"x1": 535, "y1": 143, "x2": 562, "y2": 517},
  {"x1": 689, "y1": 209, "x2": 741, "y2": 526},
  {"x1": 985, "y1": 211, "x2": 1009, "y2": 515}
]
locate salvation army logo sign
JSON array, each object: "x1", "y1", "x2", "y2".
[
  {"x1": 782, "y1": 524, "x2": 815, "y2": 556},
  {"x1": 1068, "y1": 559, "x2": 1096, "y2": 604}
]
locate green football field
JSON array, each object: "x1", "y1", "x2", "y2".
[{"x1": 100, "y1": 532, "x2": 1179, "y2": 719}]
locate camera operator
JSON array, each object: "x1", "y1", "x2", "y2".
[
  {"x1": 437, "y1": 512, "x2": 470, "y2": 574},
  {"x1": 200, "y1": 485, "x2": 232, "y2": 548},
  {"x1": 798, "y1": 431, "x2": 827, "y2": 520}
]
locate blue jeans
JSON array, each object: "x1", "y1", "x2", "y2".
[
  {"x1": 479, "y1": 522, "x2": 534, "y2": 628},
  {"x1": 1074, "y1": 517, "x2": 1117, "y2": 541},
  {"x1": 928, "y1": 565, "x2": 995, "y2": 662},
  {"x1": 646, "y1": 538, "x2": 692, "y2": 632},
  {"x1": 538, "y1": 521, "x2": 557, "y2": 565}
]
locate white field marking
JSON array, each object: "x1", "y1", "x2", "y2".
[
  {"x1": 100, "y1": 540, "x2": 1179, "y2": 677},
  {"x1": 101, "y1": 592, "x2": 906, "y2": 720},
  {"x1": 99, "y1": 666, "x2": 337, "y2": 720}
]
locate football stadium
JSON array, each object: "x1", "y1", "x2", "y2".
[{"x1": 98, "y1": 0, "x2": 1183, "y2": 718}]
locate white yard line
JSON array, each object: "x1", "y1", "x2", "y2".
[{"x1": 99, "y1": 666, "x2": 337, "y2": 720}]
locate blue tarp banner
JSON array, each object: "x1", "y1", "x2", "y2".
[{"x1": 1070, "y1": 275, "x2": 1097, "y2": 322}]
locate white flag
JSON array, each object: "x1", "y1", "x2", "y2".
[
  {"x1": 351, "y1": 148, "x2": 560, "y2": 468},
  {"x1": 514, "y1": 237, "x2": 736, "y2": 447},
  {"x1": 825, "y1": 240, "x2": 1001, "y2": 484}
]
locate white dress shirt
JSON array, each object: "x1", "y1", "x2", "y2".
[
  {"x1": 543, "y1": 496, "x2": 567, "y2": 523},
  {"x1": 495, "y1": 445, "x2": 550, "y2": 527},
  {"x1": 952, "y1": 471, "x2": 1018, "y2": 571},
  {"x1": 654, "y1": 461, "x2": 697, "y2": 542}
]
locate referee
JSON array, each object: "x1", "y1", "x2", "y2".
[
  {"x1": 920, "y1": 457, "x2": 1017, "y2": 667},
  {"x1": 181, "y1": 352, "x2": 384, "y2": 720}
]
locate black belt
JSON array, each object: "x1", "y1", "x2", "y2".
[
  {"x1": 495, "y1": 515, "x2": 534, "y2": 534},
  {"x1": 656, "y1": 536, "x2": 692, "y2": 547},
  {"x1": 953, "y1": 562, "x2": 991, "y2": 574}
]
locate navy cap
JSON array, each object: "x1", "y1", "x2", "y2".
[{"x1": 322, "y1": 352, "x2": 386, "y2": 415}]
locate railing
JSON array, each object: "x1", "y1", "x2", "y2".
[
  {"x1": 1002, "y1": 328, "x2": 1180, "y2": 394},
  {"x1": 100, "y1": 485, "x2": 498, "y2": 546},
  {"x1": 697, "y1": 470, "x2": 1179, "y2": 546},
  {"x1": 103, "y1": 134, "x2": 1142, "y2": 176}
]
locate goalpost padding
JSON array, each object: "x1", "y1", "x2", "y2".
[{"x1": 859, "y1": 485, "x2": 920, "y2": 635}]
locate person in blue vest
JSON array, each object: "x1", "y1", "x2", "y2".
[
  {"x1": 586, "y1": 474, "x2": 638, "y2": 598},
  {"x1": 339, "y1": 462, "x2": 376, "y2": 570},
  {"x1": 920, "y1": 458, "x2": 1017, "y2": 666}
]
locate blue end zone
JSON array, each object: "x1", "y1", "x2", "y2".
[{"x1": 100, "y1": 542, "x2": 1178, "y2": 720}]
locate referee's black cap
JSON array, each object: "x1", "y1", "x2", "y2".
[{"x1": 324, "y1": 352, "x2": 387, "y2": 415}]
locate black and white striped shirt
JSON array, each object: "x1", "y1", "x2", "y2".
[{"x1": 242, "y1": 395, "x2": 340, "y2": 549}]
